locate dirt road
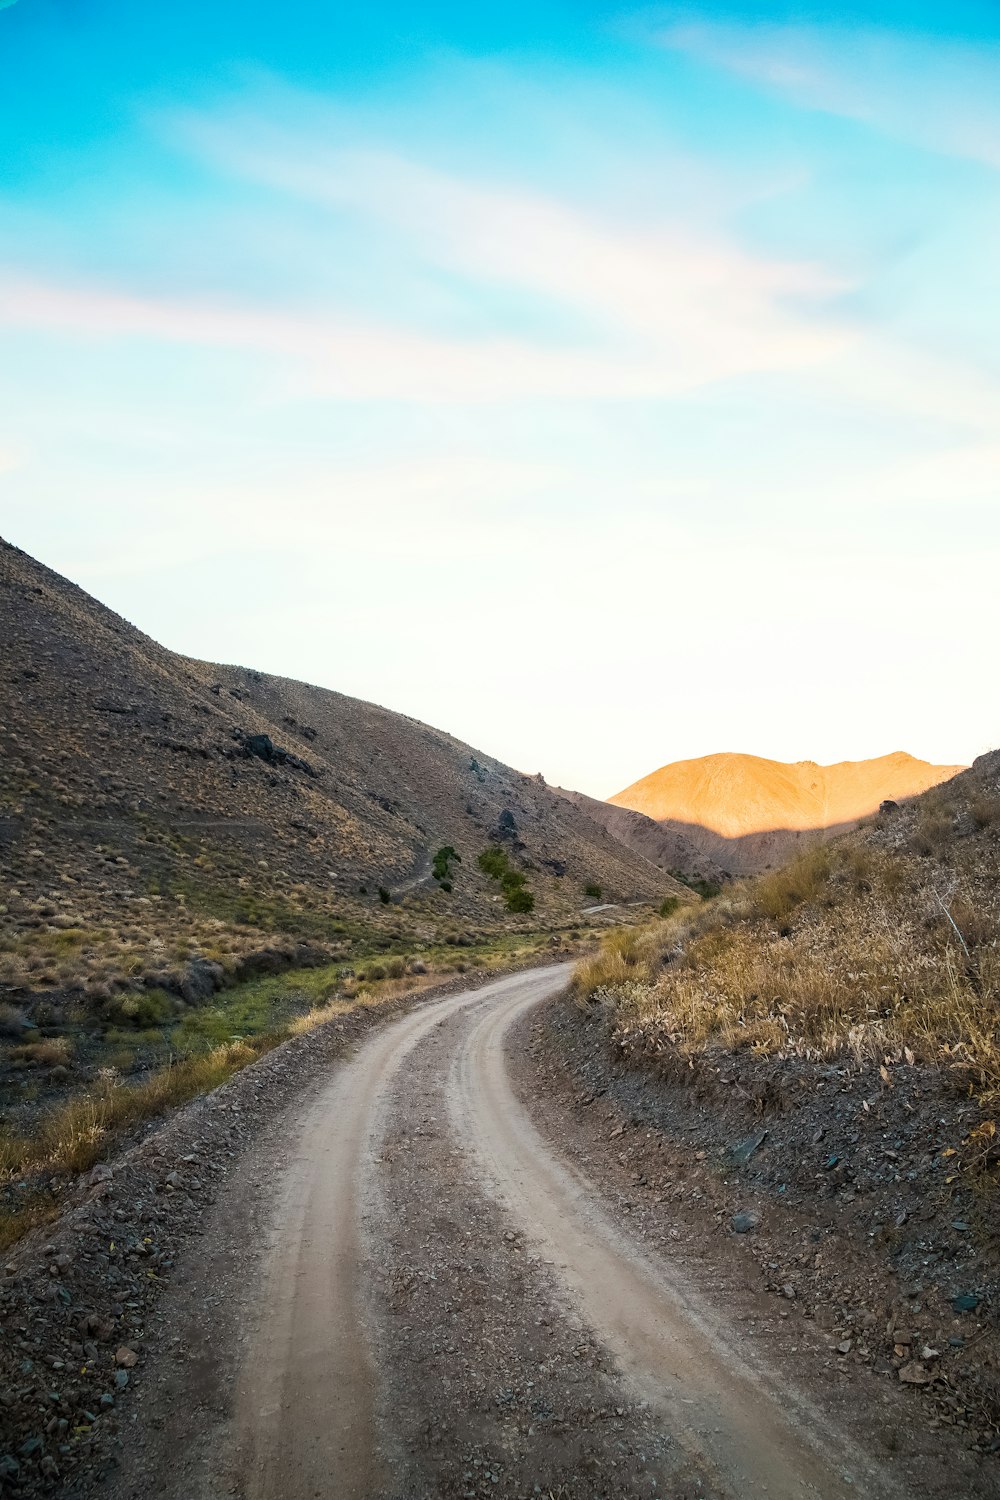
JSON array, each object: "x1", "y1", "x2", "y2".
[{"x1": 220, "y1": 964, "x2": 889, "y2": 1500}]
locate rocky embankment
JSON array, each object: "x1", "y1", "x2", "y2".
[{"x1": 522, "y1": 999, "x2": 1000, "y2": 1490}]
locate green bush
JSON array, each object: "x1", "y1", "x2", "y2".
[
  {"x1": 432, "y1": 845, "x2": 460, "y2": 884},
  {"x1": 670, "y1": 870, "x2": 722, "y2": 900},
  {"x1": 658, "y1": 896, "x2": 681, "y2": 919},
  {"x1": 101, "y1": 987, "x2": 175, "y2": 1029},
  {"x1": 378, "y1": 886, "x2": 391, "y2": 905},
  {"x1": 584, "y1": 883, "x2": 602, "y2": 899},
  {"x1": 506, "y1": 886, "x2": 535, "y2": 914},
  {"x1": 478, "y1": 845, "x2": 535, "y2": 914},
  {"x1": 478, "y1": 846, "x2": 509, "y2": 881}
]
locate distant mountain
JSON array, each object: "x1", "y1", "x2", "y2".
[
  {"x1": 609, "y1": 751, "x2": 966, "y2": 876},
  {"x1": 0, "y1": 536, "x2": 683, "y2": 1008}
]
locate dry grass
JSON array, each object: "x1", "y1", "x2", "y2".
[
  {"x1": 0, "y1": 929, "x2": 568, "y2": 1251},
  {"x1": 0, "y1": 1039, "x2": 274, "y2": 1185},
  {"x1": 0, "y1": 1195, "x2": 60, "y2": 1255},
  {"x1": 573, "y1": 771, "x2": 1000, "y2": 1094},
  {"x1": 571, "y1": 926, "x2": 661, "y2": 1001},
  {"x1": 9, "y1": 1036, "x2": 74, "y2": 1067}
]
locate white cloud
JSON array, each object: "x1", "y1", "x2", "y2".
[
  {"x1": 185, "y1": 125, "x2": 846, "y2": 355},
  {"x1": 0, "y1": 228, "x2": 847, "y2": 405},
  {"x1": 657, "y1": 21, "x2": 1000, "y2": 169}
]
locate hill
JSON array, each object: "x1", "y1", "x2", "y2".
[
  {"x1": 0, "y1": 535, "x2": 681, "y2": 1017},
  {"x1": 554, "y1": 786, "x2": 726, "y2": 887},
  {"x1": 610, "y1": 750, "x2": 965, "y2": 874}
]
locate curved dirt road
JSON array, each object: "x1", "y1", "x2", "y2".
[{"x1": 226, "y1": 964, "x2": 893, "y2": 1500}]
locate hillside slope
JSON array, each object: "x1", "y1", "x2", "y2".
[
  {"x1": 0, "y1": 535, "x2": 679, "y2": 1009},
  {"x1": 610, "y1": 751, "x2": 965, "y2": 874},
  {"x1": 554, "y1": 786, "x2": 726, "y2": 885},
  {"x1": 574, "y1": 751, "x2": 1000, "y2": 1441}
]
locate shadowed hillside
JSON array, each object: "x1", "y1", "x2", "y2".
[
  {"x1": 610, "y1": 750, "x2": 965, "y2": 874},
  {"x1": 0, "y1": 536, "x2": 681, "y2": 1016},
  {"x1": 554, "y1": 786, "x2": 726, "y2": 886}
]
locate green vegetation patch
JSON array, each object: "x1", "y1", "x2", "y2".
[
  {"x1": 478, "y1": 846, "x2": 535, "y2": 914},
  {"x1": 432, "y1": 845, "x2": 460, "y2": 892}
]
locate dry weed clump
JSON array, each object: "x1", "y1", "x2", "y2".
[
  {"x1": 10, "y1": 1036, "x2": 73, "y2": 1068},
  {"x1": 0, "y1": 1041, "x2": 270, "y2": 1184},
  {"x1": 573, "y1": 771, "x2": 1000, "y2": 1095},
  {"x1": 571, "y1": 926, "x2": 662, "y2": 1003}
]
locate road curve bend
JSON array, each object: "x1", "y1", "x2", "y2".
[{"x1": 232, "y1": 963, "x2": 893, "y2": 1500}]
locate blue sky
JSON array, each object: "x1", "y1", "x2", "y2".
[{"x1": 1, "y1": 1, "x2": 998, "y2": 793}]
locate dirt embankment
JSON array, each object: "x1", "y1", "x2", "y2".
[{"x1": 521, "y1": 998, "x2": 1000, "y2": 1490}]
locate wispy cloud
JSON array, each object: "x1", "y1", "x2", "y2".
[
  {"x1": 184, "y1": 121, "x2": 846, "y2": 348},
  {"x1": 0, "y1": 268, "x2": 843, "y2": 402},
  {"x1": 0, "y1": 125, "x2": 853, "y2": 405},
  {"x1": 657, "y1": 21, "x2": 1000, "y2": 168}
]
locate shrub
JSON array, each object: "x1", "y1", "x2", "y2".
[
  {"x1": 506, "y1": 886, "x2": 535, "y2": 914},
  {"x1": 478, "y1": 846, "x2": 509, "y2": 881},
  {"x1": 432, "y1": 846, "x2": 460, "y2": 884},
  {"x1": 573, "y1": 926, "x2": 655, "y2": 1002},
  {"x1": 969, "y1": 796, "x2": 1000, "y2": 831},
  {"x1": 478, "y1": 845, "x2": 535, "y2": 913},
  {"x1": 101, "y1": 987, "x2": 176, "y2": 1029},
  {"x1": 0, "y1": 1003, "x2": 28, "y2": 1038},
  {"x1": 378, "y1": 886, "x2": 391, "y2": 905},
  {"x1": 658, "y1": 896, "x2": 681, "y2": 919},
  {"x1": 584, "y1": 883, "x2": 602, "y2": 900}
]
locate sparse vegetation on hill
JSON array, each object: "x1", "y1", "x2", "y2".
[
  {"x1": 576, "y1": 753, "x2": 1000, "y2": 1089},
  {"x1": 0, "y1": 535, "x2": 682, "y2": 1131}
]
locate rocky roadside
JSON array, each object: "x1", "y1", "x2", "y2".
[
  {"x1": 515, "y1": 997, "x2": 1000, "y2": 1500},
  {"x1": 0, "y1": 962, "x2": 554, "y2": 1500}
]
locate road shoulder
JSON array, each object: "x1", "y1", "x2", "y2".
[{"x1": 512, "y1": 994, "x2": 998, "y2": 1500}]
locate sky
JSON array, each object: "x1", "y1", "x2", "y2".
[{"x1": 1, "y1": 1, "x2": 998, "y2": 796}]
